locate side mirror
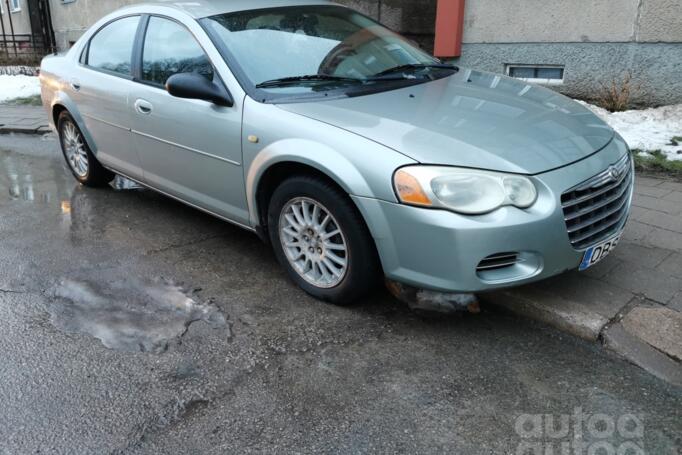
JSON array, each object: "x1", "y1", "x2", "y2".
[{"x1": 166, "y1": 73, "x2": 233, "y2": 107}]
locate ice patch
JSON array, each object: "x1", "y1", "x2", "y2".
[
  {"x1": 110, "y1": 174, "x2": 145, "y2": 191},
  {"x1": 50, "y1": 278, "x2": 227, "y2": 353}
]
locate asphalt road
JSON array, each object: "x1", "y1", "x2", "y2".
[{"x1": 0, "y1": 134, "x2": 679, "y2": 454}]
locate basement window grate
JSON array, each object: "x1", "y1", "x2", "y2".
[{"x1": 506, "y1": 65, "x2": 565, "y2": 85}]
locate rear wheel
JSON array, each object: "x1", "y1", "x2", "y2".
[
  {"x1": 57, "y1": 111, "x2": 114, "y2": 186},
  {"x1": 268, "y1": 175, "x2": 380, "y2": 305}
]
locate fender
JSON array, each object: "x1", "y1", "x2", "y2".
[
  {"x1": 242, "y1": 99, "x2": 417, "y2": 228},
  {"x1": 245, "y1": 138, "x2": 376, "y2": 227}
]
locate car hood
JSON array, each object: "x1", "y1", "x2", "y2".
[{"x1": 276, "y1": 68, "x2": 615, "y2": 174}]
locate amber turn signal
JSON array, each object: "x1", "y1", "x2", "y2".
[{"x1": 394, "y1": 169, "x2": 433, "y2": 206}]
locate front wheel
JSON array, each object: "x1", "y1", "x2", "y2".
[
  {"x1": 57, "y1": 111, "x2": 114, "y2": 186},
  {"x1": 268, "y1": 175, "x2": 380, "y2": 305}
]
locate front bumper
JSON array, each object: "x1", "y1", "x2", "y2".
[{"x1": 353, "y1": 137, "x2": 633, "y2": 293}]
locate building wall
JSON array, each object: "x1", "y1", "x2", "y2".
[
  {"x1": 455, "y1": 42, "x2": 682, "y2": 107},
  {"x1": 459, "y1": 0, "x2": 682, "y2": 43},
  {"x1": 48, "y1": 0, "x2": 138, "y2": 49},
  {"x1": 452, "y1": 0, "x2": 682, "y2": 106},
  {"x1": 1, "y1": 0, "x2": 33, "y2": 36}
]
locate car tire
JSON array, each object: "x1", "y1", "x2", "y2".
[
  {"x1": 268, "y1": 175, "x2": 380, "y2": 305},
  {"x1": 57, "y1": 111, "x2": 114, "y2": 187}
]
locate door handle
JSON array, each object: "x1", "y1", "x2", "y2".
[
  {"x1": 134, "y1": 99, "x2": 153, "y2": 115},
  {"x1": 70, "y1": 79, "x2": 81, "y2": 91}
]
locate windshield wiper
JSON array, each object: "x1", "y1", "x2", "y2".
[
  {"x1": 370, "y1": 63, "x2": 458, "y2": 78},
  {"x1": 256, "y1": 74, "x2": 363, "y2": 88}
]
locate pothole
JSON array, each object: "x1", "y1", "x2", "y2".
[{"x1": 49, "y1": 278, "x2": 227, "y2": 354}]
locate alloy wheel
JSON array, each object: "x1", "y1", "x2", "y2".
[
  {"x1": 62, "y1": 121, "x2": 89, "y2": 178},
  {"x1": 279, "y1": 197, "x2": 349, "y2": 288}
]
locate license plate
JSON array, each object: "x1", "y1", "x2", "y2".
[{"x1": 579, "y1": 233, "x2": 621, "y2": 271}]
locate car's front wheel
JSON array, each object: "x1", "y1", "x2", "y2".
[
  {"x1": 268, "y1": 175, "x2": 380, "y2": 304},
  {"x1": 57, "y1": 111, "x2": 114, "y2": 186}
]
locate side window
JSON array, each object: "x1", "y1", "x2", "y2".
[
  {"x1": 142, "y1": 17, "x2": 214, "y2": 86},
  {"x1": 87, "y1": 16, "x2": 139, "y2": 76}
]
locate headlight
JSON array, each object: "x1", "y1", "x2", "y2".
[{"x1": 394, "y1": 166, "x2": 537, "y2": 215}]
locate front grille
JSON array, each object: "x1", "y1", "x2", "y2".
[
  {"x1": 477, "y1": 252, "x2": 520, "y2": 271},
  {"x1": 561, "y1": 153, "x2": 633, "y2": 250}
]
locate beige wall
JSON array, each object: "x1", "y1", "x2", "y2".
[
  {"x1": 637, "y1": 0, "x2": 682, "y2": 42},
  {"x1": 462, "y1": 0, "x2": 682, "y2": 44},
  {"x1": 1, "y1": 1, "x2": 32, "y2": 36},
  {"x1": 48, "y1": 0, "x2": 137, "y2": 48}
]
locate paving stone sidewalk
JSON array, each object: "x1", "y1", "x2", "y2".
[
  {"x1": 0, "y1": 105, "x2": 50, "y2": 135},
  {"x1": 485, "y1": 175, "x2": 682, "y2": 386}
]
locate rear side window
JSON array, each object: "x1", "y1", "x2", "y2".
[
  {"x1": 141, "y1": 16, "x2": 214, "y2": 86},
  {"x1": 87, "y1": 16, "x2": 140, "y2": 76}
]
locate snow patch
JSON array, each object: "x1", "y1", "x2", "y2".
[
  {"x1": 0, "y1": 75, "x2": 41, "y2": 103},
  {"x1": 577, "y1": 101, "x2": 682, "y2": 161}
]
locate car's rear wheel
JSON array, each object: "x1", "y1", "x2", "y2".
[
  {"x1": 57, "y1": 111, "x2": 114, "y2": 186},
  {"x1": 268, "y1": 175, "x2": 380, "y2": 305}
]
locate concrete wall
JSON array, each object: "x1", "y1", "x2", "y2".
[
  {"x1": 461, "y1": 0, "x2": 640, "y2": 43},
  {"x1": 637, "y1": 0, "x2": 682, "y2": 42},
  {"x1": 460, "y1": 0, "x2": 682, "y2": 44},
  {"x1": 453, "y1": 42, "x2": 682, "y2": 107},
  {"x1": 452, "y1": 0, "x2": 682, "y2": 106},
  {"x1": 1, "y1": 1, "x2": 32, "y2": 36},
  {"x1": 48, "y1": 0, "x2": 138, "y2": 49}
]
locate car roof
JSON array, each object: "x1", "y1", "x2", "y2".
[{"x1": 140, "y1": 0, "x2": 338, "y2": 19}]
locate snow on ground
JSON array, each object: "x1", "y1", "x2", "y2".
[
  {"x1": 578, "y1": 101, "x2": 682, "y2": 161},
  {"x1": 0, "y1": 75, "x2": 41, "y2": 103}
]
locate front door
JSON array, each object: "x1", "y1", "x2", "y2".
[{"x1": 130, "y1": 16, "x2": 248, "y2": 225}]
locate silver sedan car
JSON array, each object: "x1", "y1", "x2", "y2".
[{"x1": 40, "y1": 0, "x2": 634, "y2": 304}]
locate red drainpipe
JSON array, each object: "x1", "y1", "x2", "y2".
[{"x1": 434, "y1": 0, "x2": 466, "y2": 58}]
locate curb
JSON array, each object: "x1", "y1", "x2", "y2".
[
  {"x1": 483, "y1": 292, "x2": 682, "y2": 386},
  {"x1": 0, "y1": 126, "x2": 52, "y2": 135},
  {"x1": 0, "y1": 105, "x2": 51, "y2": 135},
  {"x1": 602, "y1": 323, "x2": 682, "y2": 387},
  {"x1": 480, "y1": 290, "x2": 608, "y2": 341}
]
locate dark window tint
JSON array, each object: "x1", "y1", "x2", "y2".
[
  {"x1": 536, "y1": 67, "x2": 564, "y2": 79},
  {"x1": 88, "y1": 16, "x2": 139, "y2": 76},
  {"x1": 142, "y1": 17, "x2": 213, "y2": 86},
  {"x1": 508, "y1": 65, "x2": 564, "y2": 80}
]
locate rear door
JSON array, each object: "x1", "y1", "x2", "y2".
[
  {"x1": 71, "y1": 15, "x2": 144, "y2": 180},
  {"x1": 129, "y1": 15, "x2": 248, "y2": 225}
]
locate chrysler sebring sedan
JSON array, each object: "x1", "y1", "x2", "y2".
[{"x1": 40, "y1": 0, "x2": 634, "y2": 304}]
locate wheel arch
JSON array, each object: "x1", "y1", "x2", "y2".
[
  {"x1": 50, "y1": 94, "x2": 98, "y2": 154},
  {"x1": 247, "y1": 143, "x2": 376, "y2": 245},
  {"x1": 254, "y1": 161, "x2": 342, "y2": 235}
]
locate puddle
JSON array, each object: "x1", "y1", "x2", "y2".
[
  {"x1": 110, "y1": 175, "x2": 145, "y2": 191},
  {"x1": 1, "y1": 147, "x2": 75, "y2": 204},
  {"x1": 49, "y1": 278, "x2": 227, "y2": 354}
]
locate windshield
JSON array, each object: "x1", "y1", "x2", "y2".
[{"x1": 201, "y1": 5, "x2": 456, "y2": 102}]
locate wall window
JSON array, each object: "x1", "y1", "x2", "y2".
[
  {"x1": 506, "y1": 65, "x2": 565, "y2": 85},
  {"x1": 141, "y1": 16, "x2": 213, "y2": 86},
  {"x1": 10, "y1": 0, "x2": 21, "y2": 12},
  {"x1": 86, "y1": 16, "x2": 140, "y2": 76}
]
